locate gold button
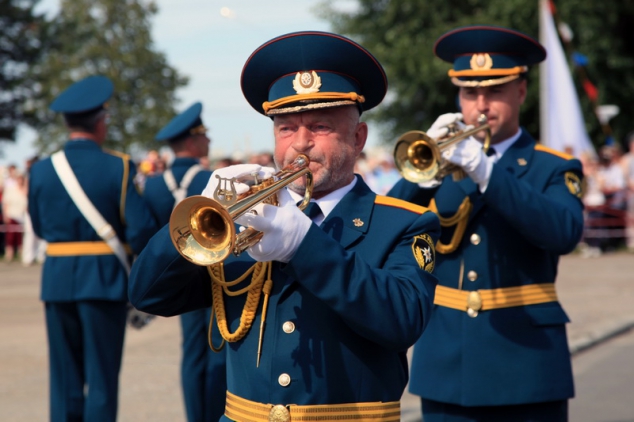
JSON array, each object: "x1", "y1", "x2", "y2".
[
  {"x1": 470, "y1": 233, "x2": 481, "y2": 245},
  {"x1": 278, "y1": 373, "x2": 291, "y2": 387},
  {"x1": 467, "y1": 270, "x2": 478, "y2": 281},
  {"x1": 282, "y1": 321, "x2": 295, "y2": 334}
]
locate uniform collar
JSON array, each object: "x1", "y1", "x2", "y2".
[
  {"x1": 65, "y1": 138, "x2": 101, "y2": 150},
  {"x1": 488, "y1": 129, "x2": 521, "y2": 161},
  {"x1": 170, "y1": 157, "x2": 199, "y2": 168},
  {"x1": 288, "y1": 176, "x2": 357, "y2": 225}
]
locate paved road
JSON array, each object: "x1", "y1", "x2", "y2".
[
  {"x1": 570, "y1": 328, "x2": 634, "y2": 422},
  {"x1": 1, "y1": 251, "x2": 633, "y2": 421}
]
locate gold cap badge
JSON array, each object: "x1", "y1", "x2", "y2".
[
  {"x1": 292, "y1": 71, "x2": 322, "y2": 94},
  {"x1": 470, "y1": 53, "x2": 493, "y2": 71}
]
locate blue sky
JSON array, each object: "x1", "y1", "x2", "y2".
[{"x1": 1, "y1": 0, "x2": 385, "y2": 170}]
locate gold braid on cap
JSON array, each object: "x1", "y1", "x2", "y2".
[
  {"x1": 449, "y1": 65, "x2": 528, "y2": 78},
  {"x1": 262, "y1": 92, "x2": 365, "y2": 114},
  {"x1": 449, "y1": 65, "x2": 528, "y2": 87},
  {"x1": 451, "y1": 74, "x2": 522, "y2": 88}
]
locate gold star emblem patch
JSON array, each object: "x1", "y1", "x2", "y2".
[
  {"x1": 412, "y1": 233, "x2": 435, "y2": 273},
  {"x1": 565, "y1": 171, "x2": 584, "y2": 198}
]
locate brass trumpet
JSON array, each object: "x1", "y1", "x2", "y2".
[
  {"x1": 169, "y1": 154, "x2": 313, "y2": 266},
  {"x1": 393, "y1": 114, "x2": 491, "y2": 183}
]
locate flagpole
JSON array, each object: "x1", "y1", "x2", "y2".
[{"x1": 539, "y1": 0, "x2": 549, "y2": 148}]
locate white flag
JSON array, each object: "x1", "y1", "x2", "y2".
[{"x1": 539, "y1": 0, "x2": 596, "y2": 158}]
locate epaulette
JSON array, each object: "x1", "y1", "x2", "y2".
[
  {"x1": 103, "y1": 148, "x2": 131, "y2": 161},
  {"x1": 103, "y1": 148, "x2": 130, "y2": 223},
  {"x1": 375, "y1": 195, "x2": 430, "y2": 214},
  {"x1": 534, "y1": 144, "x2": 574, "y2": 160}
]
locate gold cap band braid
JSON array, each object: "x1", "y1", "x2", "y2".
[
  {"x1": 448, "y1": 65, "x2": 528, "y2": 78},
  {"x1": 450, "y1": 74, "x2": 522, "y2": 88},
  {"x1": 262, "y1": 92, "x2": 365, "y2": 114}
]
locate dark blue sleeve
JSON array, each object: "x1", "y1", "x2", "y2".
[{"x1": 124, "y1": 160, "x2": 160, "y2": 254}]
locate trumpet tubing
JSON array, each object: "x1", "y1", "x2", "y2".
[
  {"x1": 169, "y1": 154, "x2": 313, "y2": 266},
  {"x1": 393, "y1": 114, "x2": 491, "y2": 184}
]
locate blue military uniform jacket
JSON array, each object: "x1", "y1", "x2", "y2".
[
  {"x1": 129, "y1": 176, "x2": 440, "y2": 407},
  {"x1": 142, "y1": 157, "x2": 212, "y2": 226},
  {"x1": 28, "y1": 139, "x2": 159, "y2": 302},
  {"x1": 389, "y1": 129, "x2": 584, "y2": 406}
]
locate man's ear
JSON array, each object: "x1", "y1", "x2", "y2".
[
  {"x1": 354, "y1": 121, "x2": 368, "y2": 154},
  {"x1": 518, "y1": 78, "x2": 528, "y2": 105}
]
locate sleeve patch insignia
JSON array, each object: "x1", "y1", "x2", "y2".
[
  {"x1": 412, "y1": 233, "x2": 435, "y2": 273},
  {"x1": 564, "y1": 172, "x2": 583, "y2": 198}
]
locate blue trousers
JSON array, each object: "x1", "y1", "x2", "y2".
[
  {"x1": 180, "y1": 307, "x2": 226, "y2": 421},
  {"x1": 45, "y1": 300, "x2": 127, "y2": 422},
  {"x1": 421, "y1": 398, "x2": 568, "y2": 422}
]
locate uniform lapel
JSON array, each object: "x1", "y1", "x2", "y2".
[
  {"x1": 494, "y1": 130, "x2": 535, "y2": 180},
  {"x1": 320, "y1": 176, "x2": 373, "y2": 249},
  {"x1": 277, "y1": 177, "x2": 374, "y2": 299},
  {"x1": 468, "y1": 129, "x2": 536, "y2": 219}
]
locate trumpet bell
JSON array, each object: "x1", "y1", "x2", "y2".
[
  {"x1": 394, "y1": 131, "x2": 441, "y2": 184},
  {"x1": 170, "y1": 196, "x2": 235, "y2": 266},
  {"x1": 168, "y1": 154, "x2": 313, "y2": 266},
  {"x1": 393, "y1": 114, "x2": 491, "y2": 184}
]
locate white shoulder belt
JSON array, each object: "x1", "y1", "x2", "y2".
[
  {"x1": 51, "y1": 151, "x2": 131, "y2": 275},
  {"x1": 163, "y1": 164, "x2": 203, "y2": 209}
]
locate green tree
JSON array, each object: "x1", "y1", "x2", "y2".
[
  {"x1": 318, "y1": 0, "x2": 634, "y2": 150},
  {"x1": 0, "y1": 0, "x2": 49, "y2": 144},
  {"x1": 24, "y1": 0, "x2": 188, "y2": 155}
]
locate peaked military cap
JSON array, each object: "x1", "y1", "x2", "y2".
[
  {"x1": 155, "y1": 102, "x2": 206, "y2": 141},
  {"x1": 241, "y1": 31, "x2": 387, "y2": 116},
  {"x1": 50, "y1": 75, "x2": 114, "y2": 114},
  {"x1": 434, "y1": 25, "x2": 547, "y2": 87}
]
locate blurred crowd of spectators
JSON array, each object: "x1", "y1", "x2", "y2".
[
  {"x1": 4, "y1": 137, "x2": 634, "y2": 264},
  {"x1": 578, "y1": 133, "x2": 634, "y2": 257},
  {"x1": 0, "y1": 157, "x2": 46, "y2": 265}
]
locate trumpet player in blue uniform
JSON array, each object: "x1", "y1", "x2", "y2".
[
  {"x1": 389, "y1": 25, "x2": 584, "y2": 421},
  {"x1": 129, "y1": 31, "x2": 440, "y2": 421},
  {"x1": 143, "y1": 102, "x2": 226, "y2": 422}
]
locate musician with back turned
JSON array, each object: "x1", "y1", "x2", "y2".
[
  {"x1": 142, "y1": 102, "x2": 226, "y2": 422},
  {"x1": 129, "y1": 31, "x2": 440, "y2": 421},
  {"x1": 28, "y1": 75, "x2": 159, "y2": 421},
  {"x1": 388, "y1": 25, "x2": 585, "y2": 421}
]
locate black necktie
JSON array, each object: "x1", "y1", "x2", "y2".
[
  {"x1": 486, "y1": 147, "x2": 497, "y2": 157},
  {"x1": 303, "y1": 201, "x2": 322, "y2": 220}
]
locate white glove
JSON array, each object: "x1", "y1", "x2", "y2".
[
  {"x1": 417, "y1": 112, "x2": 473, "y2": 189},
  {"x1": 427, "y1": 112, "x2": 467, "y2": 140},
  {"x1": 417, "y1": 179, "x2": 442, "y2": 189},
  {"x1": 235, "y1": 189, "x2": 312, "y2": 263},
  {"x1": 442, "y1": 136, "x2": 494, "y2": 191},
  {"x1": 201, "y1": 164, "x2": 276, "y2": 201}
]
